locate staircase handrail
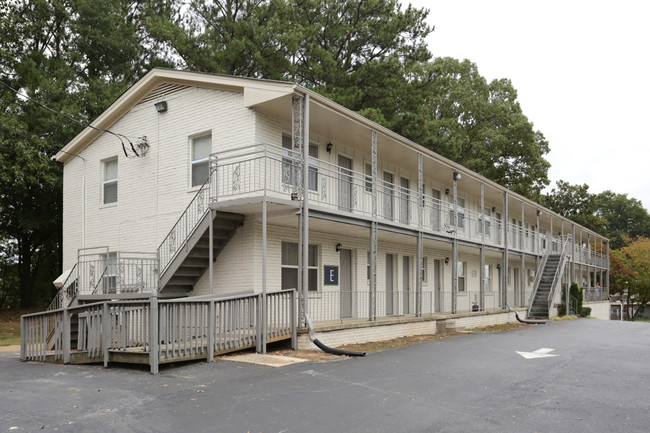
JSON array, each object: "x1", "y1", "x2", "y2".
[
  {"x1": 526, "y1": 254, "x2": 548, "y2": 317},
  {"x1": 157, "y1": 165, "x2": 216, "y2": 276},
  {"x1": 547, "y1": 236, "x2": 571, "y2": 313},
  {"x1": 46, "y1": 264, "x2": 79, "y2": 312}
]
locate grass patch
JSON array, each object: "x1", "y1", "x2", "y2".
[
  {"x1": 466, "y1": 323, "x2": 527, "y2": 333},
  {"x1": 338, "y1": 333, "x2": 460, "y2": 354},
  {"x1": 0, "y1": 309, "x2": 39, "y2": 346},
  {"x1": 0, "y1": 309, "x2": 25, "y2": 346},
  {"x1": 551, "y1": 315, "x2": 579, "y2": 321}
]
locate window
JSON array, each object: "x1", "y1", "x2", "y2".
[
  {"x1": 281, "y1": 242, "x2": 318, "y2": 291},
  {"x1": 479, "y1": 215, "x2": 492, "y2": 237},
  {"x1": 191, "y1": 134, "x2": 211, "y2": 187},
  {"x1": 458, "y1": 261, "x2": 466, "y2": 291},
  {"x1": 308, "y1": 143, "x2": 318, "y2": 192},
  {"x1": 103, "y1": 159, "x2": 118, "y2": 204},
  {"x1": 484, "y1": 265, "x2": 491, "y2": 291}
]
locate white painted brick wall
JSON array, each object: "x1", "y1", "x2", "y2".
[{"x1": 61, "y1": 87, "x2": 255, "y2": 270}]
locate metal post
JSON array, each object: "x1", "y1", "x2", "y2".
[
  {"x1": 301, "y1": 94, "x2": 310, "y2": 321},
  {"x1": 293, "y1": 94, "x2": 306, "y2": 325},
  {"x1": 549, "y1": 216, "x2": 553, "y2": 255},
  {"x1": 209, "y1": 209, "x2": 214, "y2": 295},
  {"x1": 478, "y1": 244, "x2": 485, "y2": 311},
  {"x1": 261, "y1": 198, "x2": 268, "y2": 353},
  {"x1": 479, "y1": 182, "x2": 486, "y2": 311},
  {"x1": 416, "y1": 154, "x2": 423, "y2": 316},
  {"x1": 452, "y1": 173, "x2": 459, "y2": 314},
  {"x1": 370, "y1": 130, "x2": 378, "y2": 321},
  {"x1": 503, "y1": 191, "x2": 509, "y2": 309}
]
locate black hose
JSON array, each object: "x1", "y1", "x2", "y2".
[
  {"x1": 313, "y1": 338, "x2": 366, "y2": 357},
  {"x1": 507, "y1": 303, "x2": 546, "y2": 325},
  {"x1": 304, "y1": 314, "x2": 366, "y2": 357}
]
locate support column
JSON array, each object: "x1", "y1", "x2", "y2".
[
  {"x1": 292, "y1": 94, "x2": 307, "y2": 325},
  {"x1": 502, "y1": 191, "x2": 509, "y2": 309},
  {"x1": 520, "y1": 202, "x2": 525, "y2": 307},
  {"x1": 416, "y1": 154, "x2": 423, "y2": 316},
  {"x1": 261, "y1": 198, "x2": 267, "y2": 353},
  {"x1": 369, "y1": 131, "x2": 378, "y2": 321},
  {"x1": 452, "y1": 171, "x2": 460, "y2": 314},
  {"x1": 301, "y1": 94, "x2": 310, "y2": 322},
  {"x1": 209, "y1": 209, "x2": 214, "y2": 295},
  {"x1": 549, "y1": 216, "x2": 553, "y2": 255},
  {"x1": 478, "y1": 182, "x2": 485, "y2": 311}
]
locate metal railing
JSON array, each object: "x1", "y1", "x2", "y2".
[
  {"x1": 209, "y1": 143, "x2": 609, "y2": 260},
  {"x1": 526, "y1": 255, "x2": 549, "y2": 317},
  {"x1": 21, "y1": 290, "x2": 296, "y2": 373},
  {"x1": 548, "y1": 237, "x2": 571, "y2": 313},
  {"x1": 158, "y1": 166, "x2": 217, "y2": 275},
  {"x1": 307, "y1": 289, "x2": 502, "y2": 323},
  {"x1": 583, "y1": 287, "x2": 609, "y2": 302}
]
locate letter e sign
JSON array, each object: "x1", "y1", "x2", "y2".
[{"x1": 324, "y1": 266, "x2": 339, "y2": 285}]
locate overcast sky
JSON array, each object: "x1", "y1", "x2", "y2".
[{"x1": 407, "y1": 0, "x2": 650, "y2": 209}]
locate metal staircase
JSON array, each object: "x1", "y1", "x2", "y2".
[
  {"x1": 158, "y1": 211, "x2": 244, "y2": 292},
  {"x1": 527, "y1": 237, "x2": 571, "y2": 319}
]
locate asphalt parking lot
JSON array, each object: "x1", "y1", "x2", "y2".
[{"x1": 2, "y1": 319, "x2": 649, "y2": 433}]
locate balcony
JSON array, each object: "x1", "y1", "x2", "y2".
[{"x1": 209, "y1": 143, "x2": 608, "y2": 264}]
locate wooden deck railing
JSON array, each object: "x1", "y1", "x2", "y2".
[{"x1": 21, "y1": 290, "x2": 296, "y2": 374}]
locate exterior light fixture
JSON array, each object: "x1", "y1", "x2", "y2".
[
  {"x1": 444, "y1": 257, "x2": 449, "y2": 265},
  {"x1": 491, "y1": 206, "x2": 496, "y2": 213},
  {"x1": 497, "y1": 264, "x2": 501, "y2": 270},
  {"x1": 453, "y1": 171, "x2": 461, "y2": 181},
  {"x1": 536, "y1": 210, "x2": 542, "y2": 216},
  {"x1": 336, "y1": 243, "x2": 342, "y2": 252},
  {"x1": 326, "y1": 142, "x2": 333, "y2": 153},
  {"x1": 445, "y1": 188, "x2": 450, "y2": 196},
  {"x1": 154, "y1": 101, "x2": 168, "y2": 113}
]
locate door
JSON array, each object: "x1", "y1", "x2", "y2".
[
  {"x1": 434, "y1": 259, "x2": 441, "y2": 312},
  {"x1": 386, "y1": 254, "x2": 394, "y2": 315},
  {"x1": 340, "y1": 249, "x2": 353, "y2": 318},
  {"x1": 431, "y1": 189, "x2": 441, "y2": 231},
  {"x1": 403, "y1": 256, "x2": 411, "y2": 314},
  {"x1": 383, "y1": 172, "x2": 394, "y2": 220},
  {"x1": 400, "y1": 177, "x2": 410, "y2": 224},
  {"x1": 338, "y1": 155, "x2": 353, "y2": 211}
]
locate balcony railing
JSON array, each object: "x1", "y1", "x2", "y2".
[{"x1": 211, "y1": 143, "x2": 609, "y2": 260}]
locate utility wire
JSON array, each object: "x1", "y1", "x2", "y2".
[{"x1": 0, "y1": 79, "x2": 146, "y2": 158}]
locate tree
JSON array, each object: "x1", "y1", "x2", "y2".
[
  {"x1": 595, "y1": 191, "x2": 650, "y2": 249},
  {"x1": 393, "y1": 58, "x2": 551, "y2": 199},
  {"x1": 0, "y1": 0, "x2": 170, "y2": 307},
  {"x1": 615, "y1": 237, "x2": 650, "y2": 320},
  {"x1": 542, "y1": 180, "x2": 607, "y2": 235}
]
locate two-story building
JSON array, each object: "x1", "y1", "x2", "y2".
[{"x1": 21, "y1": 69, "x2": 610, "y2": 373}]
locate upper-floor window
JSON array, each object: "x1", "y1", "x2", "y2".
[
  {"x1": 191, "y1": 134, "x2": 211, "y2": 187},
  {"x1": 103, "y1": 159, "x2": 118, "y2": 204}
]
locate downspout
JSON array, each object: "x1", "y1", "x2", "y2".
[
  {"x1": 506, "y1": 303, "x2": 545, "y2": 325},
  {"x1": 304, "y1": 314, "x2": 366, "y2": 357}
]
